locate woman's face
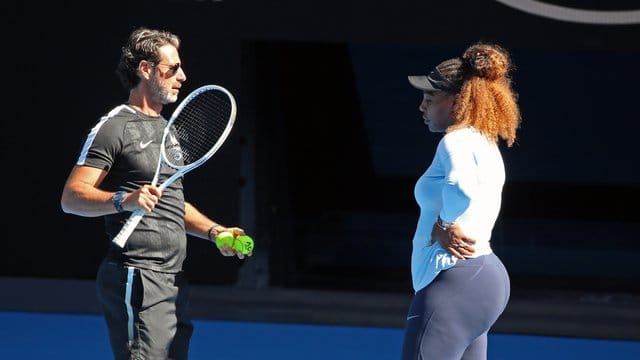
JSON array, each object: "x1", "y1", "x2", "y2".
[{"x1": 419, "y1": 91, "x2": 456, "y2": 133}]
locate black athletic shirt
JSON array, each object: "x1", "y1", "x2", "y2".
[{"x1": 76, "y1": 104, "x2": 186, "y2": 273}]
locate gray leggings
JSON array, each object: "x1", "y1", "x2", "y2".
[{"x1": 401, "y1": 253, "x2": 510, "y2": 360}]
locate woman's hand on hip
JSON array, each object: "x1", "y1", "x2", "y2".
[{"x1": 430, "y1": 222, "x2": 476, "y2": 260}]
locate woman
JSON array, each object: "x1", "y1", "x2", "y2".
[{"x1": 402, "y1": 42, "x2": 520, "y2": 360}]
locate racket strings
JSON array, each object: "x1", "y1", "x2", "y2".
[{"x1": 166, "y1": 90, "x2": 232, "y2": 167}]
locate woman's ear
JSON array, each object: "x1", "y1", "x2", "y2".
[{"x1": 448, "y1": 94, "x2": 457, "y2": 116}]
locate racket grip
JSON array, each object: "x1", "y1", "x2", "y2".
[{"x1": 112, "y1": 209, "x2": 146, "y2": 248}]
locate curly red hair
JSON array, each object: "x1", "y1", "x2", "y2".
[{"x1": 446, "y1": 42, "x2": 521, "y2": 147}]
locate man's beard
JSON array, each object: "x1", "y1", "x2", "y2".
[{"x1": 149, "y1": 75, "x2": 178, "y2": 105}]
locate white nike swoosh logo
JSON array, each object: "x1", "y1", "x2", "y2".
[
  {"x1": 140, "y1": 140, "x2": 153, "y2": 149},
  {"x1": 406, "y1": 315, "x2": 421, "y2": 321}
]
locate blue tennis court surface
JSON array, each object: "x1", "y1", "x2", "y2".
[{"x1": 1, "y1": 311, "x2": 639, "y2": 359}]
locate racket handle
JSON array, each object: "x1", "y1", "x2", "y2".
[{"x1": 112, "y1": 209, "x2": 146, "y2": 248}]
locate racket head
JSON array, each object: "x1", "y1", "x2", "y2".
[{"x1": 160, "y1": 85, "x2": 237, "y2": 170}]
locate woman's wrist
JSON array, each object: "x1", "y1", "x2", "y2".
[{"x1": 436, "y1": 216, "x2": 455, "y2": 231}]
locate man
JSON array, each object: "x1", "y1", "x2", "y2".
[{"x1": 60, "y1": 27, "x2": 248, "y2": 359}]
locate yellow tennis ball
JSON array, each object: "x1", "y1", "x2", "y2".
[
  {"x1": 215, "y1": 231, "x2": 235, "y2": 250},
  {"x1": 233, "y1": 235, "x2": 254, "y2": 255}
]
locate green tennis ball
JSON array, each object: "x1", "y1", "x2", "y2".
[
  {"x1": 233, "y1": 235, "x2": 254, "y2": 255},
  {"x1": 215, "y1": 231, "x2": 235, "y2": 250}
]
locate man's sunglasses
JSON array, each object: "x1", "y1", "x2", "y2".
[{"x1": 154, "y1": 62, "x2": 182, "y2": 76}]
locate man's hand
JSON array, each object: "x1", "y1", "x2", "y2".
[
  {"x1": 430, "y1": 221, "x2": 476, "y2": 260},
  {"x1": 214, "y1": 226, "x2": 251, "y2": 259},
  {"x1": 123, "y1": 185, "x2": 162, "y2": 212}
]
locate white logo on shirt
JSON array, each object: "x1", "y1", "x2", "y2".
[
  {"x1": 140, "y1": 140, "x2": 153, "y2": 149},
  {"x1": 406, "y1": 315, "x2": 421, "y2": 321}
]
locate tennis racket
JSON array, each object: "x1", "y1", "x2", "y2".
[{"x1": 112, "y1": 84, "x2": 237, "y2": 248}]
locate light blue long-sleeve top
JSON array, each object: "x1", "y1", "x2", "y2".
[{"x1": 411, "y1": 127, "x2": 505, "y2": 293}]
